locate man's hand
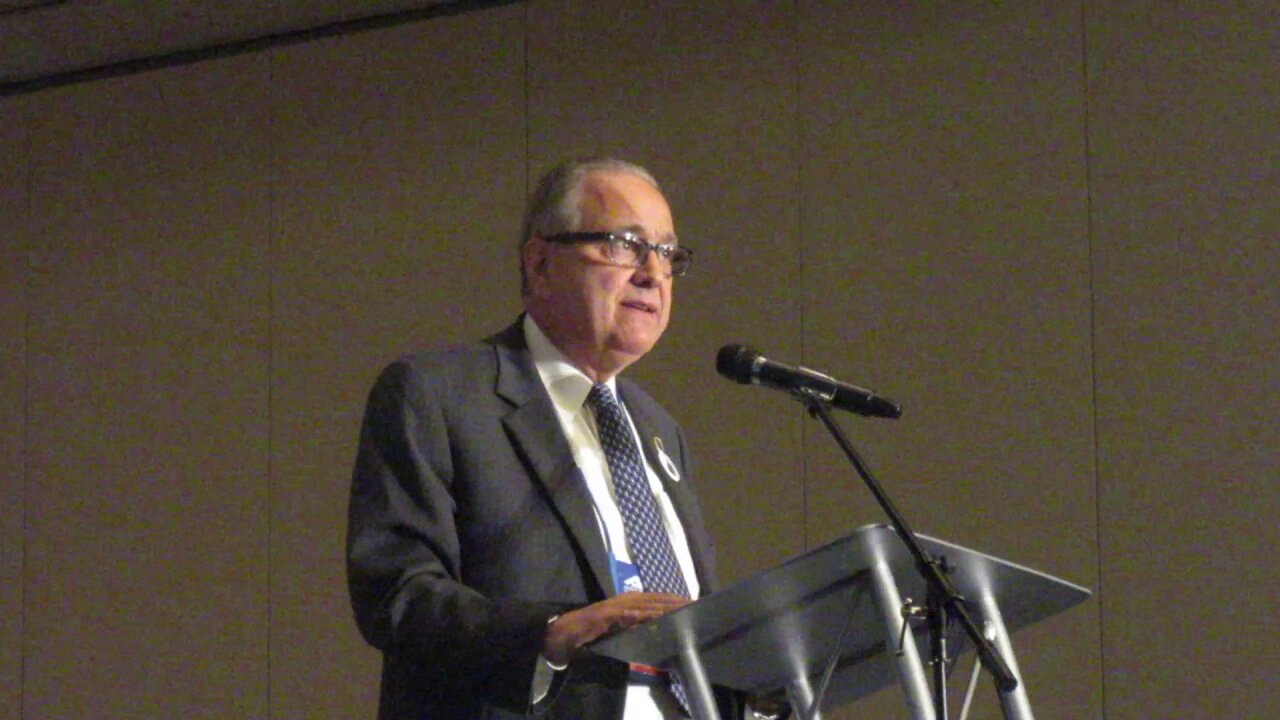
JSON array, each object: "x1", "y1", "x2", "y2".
[{"x1": 543, "y1": 592, "x2": 689, "y2": 666}]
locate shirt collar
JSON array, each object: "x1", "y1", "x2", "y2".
[{"x1": 523, "y1": 314, "x2": 617, "y2": 415}]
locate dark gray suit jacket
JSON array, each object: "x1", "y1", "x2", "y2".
[{"x1": 347, "y1": 319, "x2": 734, "y2": 719}]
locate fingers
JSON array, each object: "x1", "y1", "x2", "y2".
[
  {"x1": 600, "y1": 592, "x2": 688, "y2": 631},
  {"x1": 604, "y1": 591, "x2": 689, "y2": 615},
  {"x1": 543, "y1": 592, "x2": 692, "y2": 665}
]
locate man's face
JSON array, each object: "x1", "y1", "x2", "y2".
[{"x1": 525, "y1": 171, "x2": 677, "y2": 381}]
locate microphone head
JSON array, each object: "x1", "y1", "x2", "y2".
[{"x1": 716, "y1": 344, "x2": 759, "y2": 384}]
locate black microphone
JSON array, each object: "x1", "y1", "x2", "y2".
[{"x1": 716, "y1": 344, "x2": 902, "y2": 419}]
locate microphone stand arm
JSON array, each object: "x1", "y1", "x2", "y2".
[{"x1": 795, "y1": 389, "x2": 1018, "y2": 717}]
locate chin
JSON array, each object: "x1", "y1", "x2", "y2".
[{"x1": 610, "y1": 336, "x2": 660, "y2": 361}]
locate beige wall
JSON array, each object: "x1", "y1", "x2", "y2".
[
  {"x1": 0, "y1": 1, "x2": 1275, "y2": 718},
  {"x1": 1, "y1": 94, "x2": 30, "y2": 720},
  {"x1": 1087, "y1": 2, "x2": 1279, "y2": 717},
  {"x1": 17, "y1": 55, "x2": 273, "y2": 718}
]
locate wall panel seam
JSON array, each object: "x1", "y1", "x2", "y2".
[
  {"x1": 522, "y1": 0, "x2": 531, "y2": 198},
  {"x1": 793, "y1": 0, "x2": 809, "y2": 553},
  {"x1": 266, "y1": 49, "x2": 276, "y2": 720},
  {"x1": 1079, "y1": 0, "x2": 1109, "y2": 716},
  {"x1": 19, "y1": 95, "x2": 31, "y2": 720}
]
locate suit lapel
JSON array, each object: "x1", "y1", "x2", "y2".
[
  {"x1": 491, "y1": 323, "x2": 615, "y2": 599},
  {"x1": 621, "y1": 383, "x2": 718, "y2": 595}
]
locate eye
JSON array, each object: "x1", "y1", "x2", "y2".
[{"x1": 614, "y1": 233, "x2": 644, "y2": 252}]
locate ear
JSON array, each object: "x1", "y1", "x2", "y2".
[{"x1": 522, "y1": 236, "x2": 551, "y2": 296}]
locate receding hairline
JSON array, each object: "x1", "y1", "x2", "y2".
[
  {"x1": 535, "y1": 159, "x2": 660, "y2": 237},
  {"x1": 572, "y1": 168, "x2": 666, "y2": 226},
  {"x1": 518, "y1": 157, "x2": 663, "y2": 294}
]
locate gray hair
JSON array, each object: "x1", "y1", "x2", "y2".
[{"x1": 518, "y1": 156, "x2": 660, "y2": 295}]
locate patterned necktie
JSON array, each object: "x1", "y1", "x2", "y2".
[{"x1": 586, "y1": 384, "x2": 693, "y2": 715}]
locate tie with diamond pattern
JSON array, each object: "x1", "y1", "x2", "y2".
[{"x1": 586, "y1": 383, "x2": 692, "y2": 715}]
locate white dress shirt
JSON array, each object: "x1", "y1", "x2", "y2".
[{"x1": 525, "y1": 315, "x2": 698, "y2": 719}]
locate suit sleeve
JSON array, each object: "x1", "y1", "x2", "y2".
[{"x1": 345, "y1": 358, "x2": 561, "y2": 711}]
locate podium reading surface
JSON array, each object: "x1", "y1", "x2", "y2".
[{"x1": 591, "y1": 524, "x2": 1090, "y2": 708}]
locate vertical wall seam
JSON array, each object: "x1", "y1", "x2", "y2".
[
  {"x1": 20, "y1": 95, "x2": 32, "y2": 720},
  {"x1": 1080, "y1": 0, "x2": 1108, "y2": 715},
  {"x1": 265, "y1": 49, "x2": 276, "y2": 720},
  {"x1": 793, "y1": 0, "x2": 808, "y2": 552},
  {"x1": 522, "y1": 1, "x2": 531, "y2": 199}
]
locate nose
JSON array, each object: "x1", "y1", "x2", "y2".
[{"x1": 631, "y1": 247, "x2": 667, "y2": 286}]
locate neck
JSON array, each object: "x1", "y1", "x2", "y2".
[{"x1": 525, "y1": 307, "x2": 628, "y2": 383}]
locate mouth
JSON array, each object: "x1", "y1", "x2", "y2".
[{"x1": 621, "y1": 299, "x2": 658, "y2": 315}]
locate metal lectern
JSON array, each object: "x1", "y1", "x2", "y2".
[{"x1": 591, "y1": 524, "x2": 1090, "y2": 720}]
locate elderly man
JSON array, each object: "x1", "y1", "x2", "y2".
[{"x1": 347, "y1": 158, "x2": 738, "y2": 719}]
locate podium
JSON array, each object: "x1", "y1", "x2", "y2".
[{"x1": 591, "y1": 525, "x2": 1090, "y2": 720}]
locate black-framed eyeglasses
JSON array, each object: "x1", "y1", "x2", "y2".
[{"x1": 542, "y1": 231, "x2": 694, "y2": 277}]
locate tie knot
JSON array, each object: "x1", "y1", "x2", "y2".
[{"x1": 586, "y1": 383, "x2": 617, "y2": 412}]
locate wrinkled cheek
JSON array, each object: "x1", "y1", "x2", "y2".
[
  {"x1": 591, "y1": 299, "x2": 618, "y2": 336},
  {"x1": 622, "y1": 312, "x2": 666, "y2": 353}
]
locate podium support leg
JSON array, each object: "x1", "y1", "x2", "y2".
[
  {"x1": 785, "y1": 671, "x2": 824, "y2": 720},
  {"x1": 870, "y1": 557, "x2": 936, "y2": 720},
  {"x1": 674, "y1": 617, "x2": 722, "y2": 720},
  {"x1": 978, "y1": 593, "x2": 1033, "y2": 720}
]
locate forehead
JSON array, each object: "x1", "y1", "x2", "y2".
[{"x1": 577, "y1": 171, "x2": 676, "y2": 242}]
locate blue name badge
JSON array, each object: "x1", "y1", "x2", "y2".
[{"x1": 610, "y1": 555, "x2": 644, "y2": 595}]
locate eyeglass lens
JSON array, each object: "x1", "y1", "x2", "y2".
[{"x1": 609, "y1": 234, "x2": 691, "y2": 276}]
